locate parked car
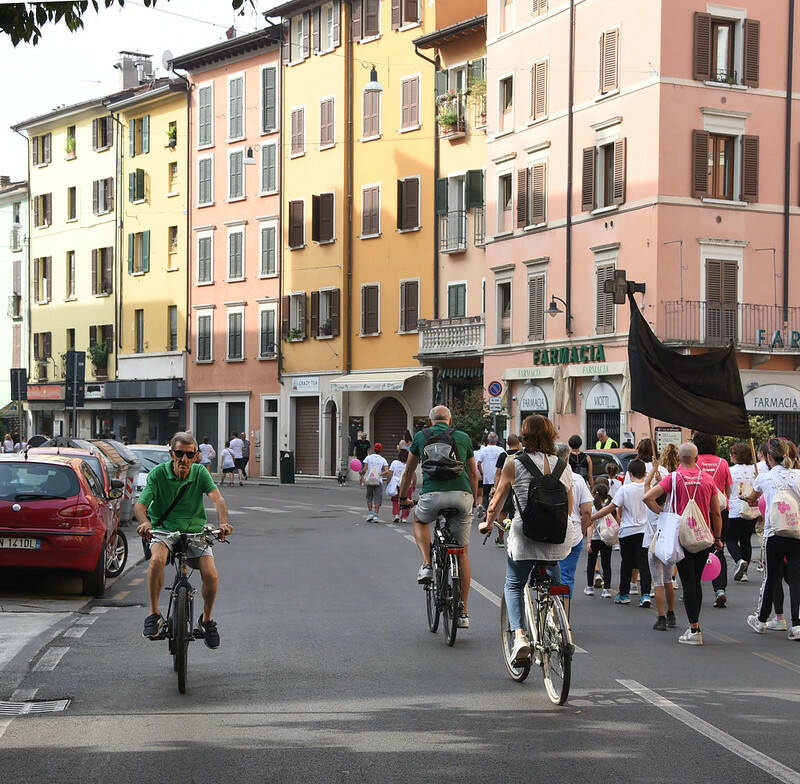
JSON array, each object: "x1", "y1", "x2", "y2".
[
  {"x1": 0, "y1": 454, "x2": 126, "y2": 594},
  {"x1": 128, "y1": 444, "x2": 171, "y2": 499},
  {"x1": 583, "y1": 449, "x2": 638, "y2": 483}
]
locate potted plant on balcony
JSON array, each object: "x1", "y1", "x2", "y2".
[
  {"x1": 288, "y1": 328, "x2": 303, "y2": 342},
  {"x1": 437, "y1": 107, "x2": 460, "y2": 134},
  {"x1": 166, "y1": 125, "x2": 177, "y2": 148},
  {"x1": 467, "y1": 77, "x2": 486, "y2": 124},
  {"x1": 88, "y1": 340, "x2": 109, "y2": 377},
  {"x1": 318, "y1": 319, "x2": 332, "y2": 337},
  {"x1": 65, "y1": 134, "x2": 76, "y2": 158}
]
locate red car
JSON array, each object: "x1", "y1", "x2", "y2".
[{"x1": 0, "y1": 455, "x2": 124, "y2": 595}]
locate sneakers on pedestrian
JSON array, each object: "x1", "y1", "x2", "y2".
[
  {"x1": 740, "y1": 572, "x2": 749, "y2": 582},
  {"x1": 766, "y1": 617, "x2": 788, "y2": 631},
  {"x1": 495, "y1": 537, "x2": 505, "y2": 548},
  {"x1": 457, "y1": 605, "x2": 470, "y2": 629},
  {"x1": 756, "y1": 562, "x2": 765, "y2": 572},
  {"x1": 393, "y1": 516, "x2": 400, "y2": 523},
  {"x1": 511, "y1": 635, "x2": 531, "y2": 662},
  {"x1": 678, "y1": 628, "x2": 703, "y2": 645},
  {"x1": 366, "y1": 513, "x2": 374, "y2": 522},
  {"x1": 601, "y1": 589, "x2": 613, "y2": 599},
  {"x1": 713, "y1": 589, "x2": 727, "y2": 608},
  {"x1": 639, "y1": 594, "x2": 652, "y2": 608},
  {"x1": 630, "y1": 582, "x2": 640, "y2": 595},
  {"x1": 142, "y1": 612, "x2": 165, "y2": 640},
  {"x1": 733, "y1": 560, "x2": 749, "y2": 582},
  {"x1": 653, "y1": 616, "x2": 667, "y2": 631},
  {"x1": 614, "y1": 593, "x2": 631, "y2": 604},
  {"x1": 593, "y1": 572, "x2": 603, "y2": 588},
  {"x1": 197, "y1": 614, "x2": 220, "y2": 649},
  {"x1": 417, "y1": 564, "x2": 433, "y2": 584},
  {"x1": 788, "y1": 626, "x2": 800, "y2": 641},
  {"x1": 666, "y1": 611, "x2": 677, "y2": 628},
  {"x1": 584, "y1": 586, "x2": 595, "y2": 596},
  {"x1": 746, "y1": 614, "x2": 767, "y2": 634}
]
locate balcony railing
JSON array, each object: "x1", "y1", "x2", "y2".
[
  {"x1": 473, "y1": 206, "x2": 485, "y2": 246},
  {"x1": 437, "y1": 91, "x2": 466, "y2": 137},
  {"x1": 711, "y1": 68, "x2": 738, "y2": 85},
  {"x1": 418, "y1": 316, "x2": 484, "y2": 357},
  {"x1": 439, "y1": 210, "x2": 466, "y2": 253},
  {"x1": 662, "y1": 301, "x2": 800, "y2": 350}
]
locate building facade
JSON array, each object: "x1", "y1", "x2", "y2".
[
  {"x1": 173, "y1": 28, "x2": 283, "y2": 475},
  {"x1": 483, "y1": 0, "x2": 800, "y2": 446}
]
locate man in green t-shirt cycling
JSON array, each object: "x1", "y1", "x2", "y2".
[
  {"x1": 135, "y1": 432, "x2": 232, "y2": 648},
  {"x1": 398, "y1": 406, "x2": 479, "y2": 629}
]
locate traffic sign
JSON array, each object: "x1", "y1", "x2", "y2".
[
  {"x1": 488, "y1": 396, "x2": 502, "y2": 412},
  {"x1": 10, "y1": 368, "x2": 27, "y2": 401},
  {"x1": 487, "y1": 380, "x2": 503, "y2": 397}
]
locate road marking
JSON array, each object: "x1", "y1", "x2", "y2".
[
  {"x1": 753, "y1": 651, "x2": 800, "y2": 676},
  {"x1": 0, "y1": 688, "x2": 38, "y2": 741},
  {"x1": 90, "y1": 607, "x2": 110, "y2": 614},
  {"x1": 347, "y1": 510, "x2": 363, "y2": 516},
  {"x1": 403, "y1": 534, "x2": 416, "y2": 543},
  {"x1": 75, "y1": 616, "x2": 97, "y2": 626},
  {"x1": 129, "y1": 577, "x2": 143, "y2": 586},
  {"x1": 33, "y1": 647, "x2": 69, "y2": 672},
  {"x1": 62, "y1": 627, "x2": 87, "y2": 639},
  {"x1": 701, "y1": 627, "x2": 739, "y2": 644},
  {"x1": 471, "y1": 579, "x2": 501, "y2": 606},
  {"x1": 618, "y1": 679, "x2": 800, "y2": 784},
  {"x1": 242, "y1": 506, "x2": 288, "y2": 513},
  {"x1": 112, "y1": 591, "x2": 130, "y2": 600}
]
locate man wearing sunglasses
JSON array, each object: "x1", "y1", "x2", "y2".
[{"x1": 135, "y1": 431, "x2": 232, "y2": 647}]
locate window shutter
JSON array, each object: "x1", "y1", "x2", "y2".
[
  {"x1": 351, "y1": 0, "x2": 362, "y2": 40},
  {"x1": 692, "y1": 129, "x2": 710, "y2": 198},
  {"x1": 281, "y1": 19, "x2": 290, "y2": 64},
  {"x1": 532, "y1": 61, "x2": 547, "y2": 119},
  {"x1": 281, "y1": 295, "x2": 290, "y2": 338},
  {"x1": 33, "y1": 197, "x2": 39, "y2": 227},
  {"x1": 128, "y1": 171, "x2": 135, "y2": 202},
  {"x1": 531, "y1": 162, "x2": 546, "y2": 224},
  {"x1": 299, "y1": 292, "x2": 307, "y2": 337},
  {"x1": 298, "y1": 107, "x2": 304, "y2": 150},
  {"x1": 33, "y1": 259, "x2": 40, "y2": 303},
  {"x1": 435, "y1": 178, "x2": 448, "y2": 215},
  {"x1": 581, "y1": 147, "x2": 595, "y2": 211},
  {"x1": 142, "y1": 231, "x2": 150, "y2": 273},
  {"x1": 89, "y1": 325, "x2": 97, "y2": 348},
  {"x1": 91, "y1": 249, "x2": 98, "y2": 294},
  {"x1": 516, "y1": 168, "x2": 529, "y2": 227},
  {"x1": 465, "y1": 169, "x2": 484, "y2": 209},
  {"x1": 396, "y1": 180, "x2": 405, "y2": 229},
  {"x1": 43, "y1": 133, "x2": 51, "y2": 163},
  {"x1": 404, "y1": 0, "x2": 417, "y2": 23},
  {"x1": 263, "y1": 67, "x2": 276, "y2": 131},
  {"x1": 392, "y1": 0, "x2": 401, "y2": 29},
  {"x1": 320, "y1": 193, "x2": 334, "y2": 242},
  {"x1": 435, "y1": 70, "x2": 448, "y2": 98},
  {"x1": 135, "y1": 169, "x2": 144, "y2": 201},
  {"x1": 142, "y1": 114, "x2": 149, "y2": 153},
  {"x1": 32, "y1": 137, "x2": 39, "y2": 166},
  {"x1": 320, "y1": 100, "x2": 328, "y2": 145},
  {"x1": 612, "y1": 137, "x2": 626, "y2": 205},
  {"x1": 106, "y1": 117, "x2": 113, "y2": 146},
  {"x1": 289, "y1": 200, "x2": 303, "y2": 247},
  {"x1": 596, "y1": 266, "x2": 614, "y2": 334},
  {"x1": 310, "y1": 290, "x2": 320, "y2": 337},
  {"x1": 528, "y1": 275, "x2": 545, "y2": 340},
  {"x1": 92, "y1": 119, "x2": 98, "y2": 150},
  {"x1": 44, "y1": 332, "x2": 51, "y2": 358},
  {"x1": 741, "y1": 134, "x2": 759, "y2": 202},
  {"x1": 693, "y1": 12, "x2": 712, "y2": 81},
  {"x1": 45, "y1": 194, "x2": 52, "y2": 225},
  {"x1": 92, "y1": 180, "x2": 98, "y2": 214},
  {"x1": 362, "y1": 92, "x2": 371, "y2": 137},
  {"x1": 364, "y1": 285, "x2": 379, "y2": 334},
  {"x1": 107, "y1": 178, "x2": 114, "y2": 212},
  {"x1": 402, "y1": 179, "x2": 418, "y2": 229},
  {"x1": 33, "y1": 332, "x2": 40, "y2": 360},
  {"x1": 45, "y1": 257, "x2": 52, "y2": 302},
  {"x1": 312, "y1": 6, "x2": 321, "y2": 52},
  {"x1": 404, "y1": 280, "x2": 418, "y2": 331},
  {"x1": 741, "y1": 18, "x2": 761, "y2": 87},
  {"x1": 401, "y1": 79, "x2": 409, "y2": 127},
  {"x1": 332, "y1": 0, "x2": 341, "y2": 46},
  {"x1": 331, "y1": 288, "x2": 341, "y2": 336},
  {"x1": 311, "y1": 194, "x2": 321, "y2": 242},
  {"x1": 128, "y1": 233, "x2": 134, "y2": 273},
  {"x1": 364, "y1": 0, "x2": 379, "y2": 36},
  {"x1": 600, "y1": 28, "x2": 618, "y2": 93},
  {"x1": 302, "y1": 11, "x2": 310, "y2": 57},
  {"x1": 409, "y1": 77, "x2": 418, "y2": 127},
  {"x1": 129, "y1": 119, "x2": 135, "y2": 156}
]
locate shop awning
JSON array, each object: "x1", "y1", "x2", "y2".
[
  {"x1": 439, "y1": 367, "x2": 482, "y2": 379},
  {"x1": 108, "y1": 400, "x2": 176, "y2": 410},
  {"x1": 330, "y1": 370, "x2": 429, "y2": 392}
]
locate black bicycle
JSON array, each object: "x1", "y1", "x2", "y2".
[
  {"x1": 148, "y1": 526, "x2": 227, "y2": 694},
  {"x1": 424, "y1": 509, "x2": 465, "y2": 647}
]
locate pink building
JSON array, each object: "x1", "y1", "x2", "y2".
[
  {"x1": 173, "y1": 28, "x2": 283, "y2": 475},
  {"x1": 484, "y1": 0, "x2": 800, "y2": 446}
]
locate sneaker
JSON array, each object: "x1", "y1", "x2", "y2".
[
  {"x1": 511, "y1": 635, "x2": 531, "y2": 662},
  {"x1": 584, "y1": 586, "x2": 595, "y2": 596},
  {"x1": 417, "y1": 564, "x2": 433, "y2": 584},
  {"x1": 756, "y1": 562, "x2": 765, "y2": 572},
  {"x1": 614, "y1": 544, "x2": 621, "y2": 551},
  {"x1": 601, "y1": 589, "x2": 613, "y2": 599},
  {"x1": 740, "y1": 573, "x2": 749, "y2": 582},
  {"x1": 678, "y1": 628, "x2": 703, "y2": 645},
  {"x1": 457, "y1": 606, "x2": 470, "y2": 629},
  {"x1": 666, "y1": 611, "x2": 677, "y2": 628},
  {"x1": 653, "y1": 616, "x2": 667, "y2": 631},
  {"x1": 614, "y1": 593, "x2": 631, "y2": 604},
  {"x1": 393, "y1": 516, "x2": 400, "y2": 523},
  {"x1": 713, "y1": 589, "x2": 727, "y2": 608},
  {"x1": 630, "y1": 582, "x2": 640, "y2": 595},
  {"x1": 766, "y1": 618, "x2": 788, "y2": 631},
  {"x1": 733, "y1": 560, "x2": 748, "y2": 581},
  {"x1": 671, "y1": 577, "x2": 679, "y2": 590},
  {"x1": 197, "y1": 614, "x2": 220, "y2": 649},
  {"x1": 593, "y1": 573, "x2": 603, "y2": 588},
  {"x1": 142, "y1": 612, "x2": 165, "y2": 640},
  {"x1": 495, "y1": 537, "x2": 505, "y2": 548},
  {"x1": 366, "y1": 513, "x2": 374, "y2": 522},
  {"x1": 746, "y1": 614, "x2": 766, "y2": 634},
  {"x1": 639, "y1": 594, "x2": 652, "y2": 608},
  {"x1": 788, "y1": 626, "x2": 800, "y2": 641}
]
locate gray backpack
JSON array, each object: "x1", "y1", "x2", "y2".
[{"x1": 420, "y1": 427, "x2": 464, "y2": 480}]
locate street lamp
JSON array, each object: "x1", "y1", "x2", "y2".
[
  {"x1": 244, "y1": 145, "x2": 258, "y2": 165},
  {"x1": 546, "y1": 295, "x2": 573, "y2": 333},
  {"x1": 364, "y1": 65, "x2": 383, "y2": 93}
]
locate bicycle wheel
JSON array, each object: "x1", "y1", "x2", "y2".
[
  {"x1": 499, "y1": 594, "x2": 531, "y2": 682},
  {"x1": 441, "y1": 558, "x2": 460, "y2": 647},
  {"x1": 539, "y1": 596, "x2": 572, "y2": 705},
  {"x1": 174, "y1": 585, "x2": 190, "y2": 694},
  {"x1": 426, "y1": 548, "x2": 440, "y2": 633}
]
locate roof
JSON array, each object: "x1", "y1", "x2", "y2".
[
  {"x1": 412, "y1": 14, "x2": 487, "y2": 49},
  {"x1": 0, "y1": 181, "x2": 27, "y2": 198},
  {"x1": 170, "y1": 25, "x2": 281, "y2": 71},
  {"x1": 265, "y1": 0, "x2": 315, "y2": 16},
  {"x1": 106, "y1": 78, "x2": 187, "y2": 111}
]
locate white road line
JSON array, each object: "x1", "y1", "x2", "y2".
[
  {"x1": 33, "y1": 647, "x2": 69, "y2": 672},
  {"x1": 618, "y1": 679, "x2": 800, "y2": 784},
  {"x1": 129, "y1": 577, "x2": 144, "y2": 586},
  {"x1": 75, "y1": 616, "x2": 97, "y2": 626},
  {"x1": 753, "y1": 651, "x2": 800, "y2": 676},
  {"x1": 62, "y1": 627, "x2": 87, "y2": 639},
  {"x1": 112, "y1": 591, "x2": 130, "y2": 600},
  {"x1": 241, "y1": 506, "x2": 288, "y2": 513},
  {"x1": 0, "y1": 688, "x2": 38, "y2": 742},
  {"x1": 90, "y1": 607, "x2": 110, "y2": 614},
  {"x1": 471, "y1": 579, "x2": 501, "y2": 606},
  {"x1": 347, "y1": 510, "x2": 363, "y2": 516},
  {"x1": 403, "y1": 534, "x2": 416, "y2": 543}
]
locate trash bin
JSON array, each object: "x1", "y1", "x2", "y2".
[{"x1": 280, "y1": 451, "x2": 295, "y2": 484}]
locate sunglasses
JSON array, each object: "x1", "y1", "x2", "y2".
[{"x1": 172, "y1": 449, "x2": 197, "y2": 459}]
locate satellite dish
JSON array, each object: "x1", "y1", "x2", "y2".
[{"x1": 162, "y1": 49, "x2": 174, "y2": 71}]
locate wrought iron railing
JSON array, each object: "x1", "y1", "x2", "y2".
[
  {"x1": 418, "y1": 316, "x2": 484, "y2": 356},
  {"x1": 473, "y1": 206, "x2": 486, "y2": 246},
  {"x1": 437, "y1": 91, "x2": 467, "y2": 136},
  {"x1": 439, "y1": 210, "x2": 466, "y2": 252}
]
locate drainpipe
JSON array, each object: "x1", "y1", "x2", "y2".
[
  {"x1": 783, "y1": 0, "x2": 794, "y2": 323},
  {"x1": 345, "y1": 2, "x2": 354, "y2": 374},
  {"x1": 565, "y1": 0, "x2": 575, "y2": 335},
  {"x1": 276, "y1": 31, "x2": 286, "y2": 386},
  {"x1": 12, "y1": 127, "x2": 31, "y2": 429},
  {"x1": 112, "y1": 111, "x2": 122, "y2": 382}
]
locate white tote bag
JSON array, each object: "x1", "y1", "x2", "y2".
[{"x1": 654, "y1": 476, "x2": 685, "y2": 566}]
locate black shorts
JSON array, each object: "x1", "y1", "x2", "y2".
[
  {"x1": 222, "y1": 466, "x2": 236, "y2": 474},
  {"x1": 234, "y1": 458, "x2": 245, "y2": 470}
]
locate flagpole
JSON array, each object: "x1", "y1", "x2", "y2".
[{"x1": 749, "y1": 437, "x2": 758, "y2": 467}]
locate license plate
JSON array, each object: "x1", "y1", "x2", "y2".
[{"x1": 0, "y1": 537, "x2": 41, "y2": 550}]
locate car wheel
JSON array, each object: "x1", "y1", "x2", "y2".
[
  {"x1": 105, "y1": 530, "x2": 128, "y2": 578},
  {"x1": 82, "y1": 545, "x2": 107, "y2": 597}
]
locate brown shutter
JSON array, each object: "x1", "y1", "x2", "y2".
[
  {"x1": 33, "y1": 196, "x2": 39, "y2": 227},
  {"x1": 92, "y1": 119, "x2": 98, "y2": 150},
  {"x1": 45, "y1": 194, "x2": 51, "y2": 225},
  {"x1": 32, "y1": 137, "x2": 39, "y2": 166},
  {"x1": 312, "y1": 6, "x2": 320, "y2": 52},
  {"x1": 531, "y1": 162, "x2": 546, "y2": 224},
  {"x1": 596, "y1": 266, "x2": 614, "y2": 334},
  {"x1": 392, "y1": 0, "x2": 401, "y2": 29},
  {"x1": 33, "y1": 332, "x2": 40, "y2": 360},
  {"x1": 404, "y1": 0, "x2": 417, "y2": 23},
  {"x1": 311, "y1": 194, "x2": 321, "y2": 242},
  {"x1": 741, "y1": 134, "x2": 759, "y2": 202},
  {"x1": 320, "y1": 193, "x2": 334, "y2": 241},
  {"x1": 91, "y1": 249, "x2": 98, "y2": 294},
  {"x1": 43, "y1": 133, "x2": 51, "y2": 163},
  {"x1": 33, "y1": 259, "x2": 40, "y2": 303},
  {"x1": 351, "y1": 0, "x2": 362, "y2": 40},
  {"x1": 281, "y1": 19, "x2": 290, "y2": 63},
  {"x1": 299, "y1": 292, "x2": 307, "y2": 337},
  {"x1": 364, "y1": 0, "x2": 379, "y2": 36},
  {"x1": 516, "y1": 168, "x2": 529, "y2": 226},
  {"x1": 311, "y1": 290, "x2": 320, "y2": 336},
  {"x1": 705, "y1": 259, "x2": 722, "y2": 342},
  {"x1": 43, "y1": 332, "x2": 51, "y2": 358},
  {"x1": 691, "y1": 130, "x2": 710, "y2": 199},
  {"x1": 364, "y1": 286, "x2": 379, "y2": 333},
  {"x1": 302, "y1": 11, "x2": 310, "y2": 57},
  {"x1": 403, "y1": 179, "x2": 418, "y2": 229},
  {"x1": 532, "y1": 61, "x2": 547, "y2": 119},
  {"x1": 404, "y1": 280, "x2": 418, "y2": 331},
  {"x1": 281, "y1": 295, "x2": 290, "y2": 338},
  {"x1": 693, "y1": 12, "x2": 712, "y2": 81},
  {"x1": 331, "y1": 288, "x2": 341, "y2": 336},
  {"x1": 45, "y1": 257, "x2": 52, "y2": 302},
  {"x1": 289, "y1": 200, "x2": 303, "y2": 247},
  {"x1": 742, "y1": 19, "x2": 760, "y2": 88},
  {"x1": 332, "y1": 0, "x2": 341, "y2": 46},
  {"x1": 581, "y1": 147, "x2": 595, "y2": 211},
  {"x1": 92, "y1": 180, "x2": 99, "y2": 214},
  {"x1": 409, "y1": 77, "x2": 418, "y2": 127},
  {"x1": 600, "y1": 28, "x2": 618, "y2": 93},
  {"x1": 106, "y1": 177, "x2": 114, "y2": 212},
  {"x1": 612, "y1": 137, "x2": 626, "y2": 205}
]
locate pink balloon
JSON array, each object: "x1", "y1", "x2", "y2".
[
  {"x1": 349, "y1": 458, "x2": 362, "y2": 472},
  {"x1": 701, "y1": 552, "x2": 722, "y2": 581}
]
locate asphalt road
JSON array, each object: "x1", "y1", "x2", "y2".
[{"x1": 1, "y1": 481, "x2": 799, "y2": 784}]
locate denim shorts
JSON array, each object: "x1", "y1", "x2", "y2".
[
  {"x1": 414, "y1": 491, "x2": 473, "y2": 546},
  {"x1": 151, "y1": 531, "x2": 213, "y2": 561}
]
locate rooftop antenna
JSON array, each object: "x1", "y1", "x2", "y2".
[{"x1": 162, "y1": 50, "x2": 173, "y2": 72}]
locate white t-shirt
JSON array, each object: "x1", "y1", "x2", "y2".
[
  {"x1": 363, "y1": 454, "x2": 388, "y2": 484},
  {"x1": 611, "y1": 481, "x2": 647, "y2": 538},
  {"x1": 229, "y1": 438, "x2": 244, "y2": 459},
  {"x1": 198, "y1": 443, "x2": 215, "y2": 465},
  {"x1": 757, "y1": 460, "x2": 769, "y2": 475},
  {"x1": 608, "y1": 477, "x2": 621, "y2": 499},
  {"x1": 221, "y1": 448, "x2": 235, "y2": 469},
  {"x1": 624, "y1": 463, "x2": 668, "y2": 545},
  {"x1": 570, "y1": 473, "x2": 593, "y2": 546},
  {"x1": 2, "y1": 439, "x2": 13, "y2": 453},
  {"x1": 753, "y1": 465, "x2": 800, "y2": 538},
  {"x1": 729, "y1": 463, "x2": 756, "y2": 519},
  {"x1": 473, "y1": 450, "x2": 483, "y2": 479},
  {"x1": 478, "y1": 445, "x2": 505, "y2": 486},
  {"x1": 386, "y1": 459, "x2": 405, "y2": 496}
]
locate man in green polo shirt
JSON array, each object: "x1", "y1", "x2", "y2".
[
  {"x1": 135, "y1": 431, "x2": 231, "y2": 648},
  {"x1": 398, "y1": 406, "x2": 479, "y2": 629}
]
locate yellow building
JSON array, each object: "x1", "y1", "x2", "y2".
[
  {"x1": 107, "y1": 78, "x2": 189, "y2": 442},
  {"x1": 273, "y1": 0, "x2": 443, "y2": 475}
]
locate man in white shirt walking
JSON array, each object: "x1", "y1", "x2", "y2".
[
  {"x1": 229, "y1": 432, "x2": 245, "y2": 486},
  {"x1": 478, "y1": 433, "x2": 505, "y2": 511}
]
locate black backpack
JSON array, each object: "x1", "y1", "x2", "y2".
[
  {"x1": 569, "y1": 451, "x2": 589, "y2": 480},
  {"x1": 513, "y1": 452, "x2": 569, "y2": 544},
  {"x1": 420, "y1": 427, "x2": 464, "y2": 480}
]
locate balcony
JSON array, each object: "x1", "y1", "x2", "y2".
[
  {"x1": 418, "y1": 316, "x2": 484, "y2": 358},
  {"x1": 662, "y1": 301, "x2": 800, "y2": 351},
  {"x1": 439, "y1": 210, "x2": 466, "y2": 253},
  {"x1": 437, "y1": 91, "x2": 466, "y2": 139}
]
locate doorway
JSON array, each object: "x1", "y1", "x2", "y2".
[
  {"x1": 194, "y1": 402, "x2": 219, "y2": 472},
  {"x1": 325, "y1": 400, "x2": 338, "y2": 476},
  {"x1": 262, "y1": 398, "x2": 278, "y2": 476},
  {"x1": 371, "y1": 397, "x2": 408, "y2": 462}
]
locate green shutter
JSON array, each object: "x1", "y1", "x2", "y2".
[
  {"x1": 465, "y1": 169, "x2": 484, "y2": 208},
  {"x1": 435, "y1": 70, "x2": 448, "y2": 98},
  {"x1": 128, "y1": 171, "x2": 135, "y2": 202},
  {"x1": 435, "y1": 178, "x2": 448, "y2": 215},
  {"x1": 142, "y1": 230, "x2": 150, "y2": 273},
  {"x1": 129, "y1": 119, "x2": 135, "y2": 157},
  {"x1": 142, "y1": 114, "x2": 150, "y2": 153},
  {"x1": 128, "y1": 233, "x2": 134, "y2": 274},
  {"x1": 135, "y1": 168, "x2": 145, "y2": 201}
]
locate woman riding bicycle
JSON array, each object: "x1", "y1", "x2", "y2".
[{"x1": 480, "y1": 415, "x2": 574, "y2": 662}]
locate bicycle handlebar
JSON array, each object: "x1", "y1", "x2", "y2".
[{"x1": 481, "y1": 519, "x2": 510, "y2": 545}]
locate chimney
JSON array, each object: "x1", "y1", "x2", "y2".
[
  {"x1": 115, "y1": 51, "x2": 153, "y2": 89},
  {"x1": 226, "y1": 25, "x2": 236, "y2": 40},
  {"x1": 0, "y1": 176, "x2": 10, "y2": 187}
]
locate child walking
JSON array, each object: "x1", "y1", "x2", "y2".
[{"x1": 585, "y1": 479, "x2": 614, "y2": 598}]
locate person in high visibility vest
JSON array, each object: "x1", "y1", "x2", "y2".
[{"x1": 595, "y1": 428, "x2": 618, "y2": 449}]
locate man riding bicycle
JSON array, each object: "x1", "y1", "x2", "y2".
[
  {"x1": 398, "y1": 406, "x2": 479, "y2": 629},
  {"x1": 135, "y1": 432, "x2": 232, "y2": 648}
]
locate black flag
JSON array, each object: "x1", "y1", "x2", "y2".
[{"x1": 627, "y1": 293, "x2": 750, "y2": 437}]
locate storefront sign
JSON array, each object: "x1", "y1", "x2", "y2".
[
  {"x1": 84, "y1": 383, "x2": 104, "y2": 400},
  {"x1": 519, "y1": 384, "x2": 548, "y2": 412},
  {"x1": 291, "y1": 376, "x2": 319, "y2": 394},
  {"x1": 533, "y1": 344, "x2": 606, "y2": 366},
  {"x1": 26, "y1": 384, "x2": 63, "y2": 401},
  {"x1": 744, "y1": 384, "x2": 800, "y2": 412},
  {"x1": 502, "y1": 366, "x2": 556, "y2": 380},
  {"x1": 586, "y1": 382, "x2": 620, "y2": 411},
  {"x1": 757, "y1": 329, "x2": 800, "y2": 349}
]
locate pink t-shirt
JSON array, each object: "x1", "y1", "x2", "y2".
[
  {"x1": 659, "y1": 467, "x2": 717, "y2": 518},
  {"x1": 697, "y1": 454, "x2": 732, "y2": 494}
]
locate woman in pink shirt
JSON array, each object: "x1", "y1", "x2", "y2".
[{"x1": 644, "y1": 442, "x2": 722, "y2": 646}]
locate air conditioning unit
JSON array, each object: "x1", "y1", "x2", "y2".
[{"x1": 7, "y1": 294, "x2": 20, "y2": 318}]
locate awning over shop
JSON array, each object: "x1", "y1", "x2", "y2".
[
  {"x1": 108, "y1": 400, "x2": 176, "y2": 410},
  {"x1": 330, "y1": 370, "x2": 428, "y2": 392},
  {"x1": 439, "y1": 367, "x2": 482, "y2": 379}
]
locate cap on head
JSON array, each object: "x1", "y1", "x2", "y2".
[{"x1": 374, "y1": 442, "x2": 383, "y2": 452}]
